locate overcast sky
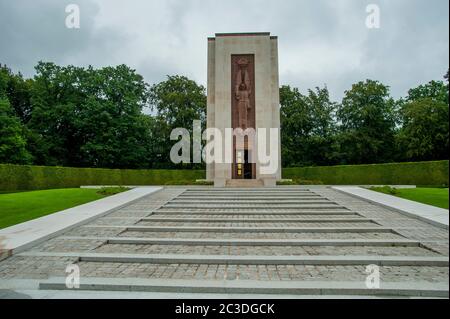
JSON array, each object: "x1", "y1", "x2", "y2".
[{"x1": 0, "y1": 0, "x2": 448, "y2": 101}]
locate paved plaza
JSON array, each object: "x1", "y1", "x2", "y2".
[{"x1": 0, "y1": 187, "x2": 448, "y2": 298}]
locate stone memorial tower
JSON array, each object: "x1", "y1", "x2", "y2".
[{"x1": 206, "y1": 33, "x2": 282, "y2": 187}]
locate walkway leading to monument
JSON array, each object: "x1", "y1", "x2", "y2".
[
  {"x1": 0, "y1": 187, "x2": 448, "y2": 298},
  {"x1": 332, "y1": 186, "x2": 449, "y2": 229}
]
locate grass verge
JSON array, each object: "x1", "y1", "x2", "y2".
[
  {"x1": 370, "y1": 186, "x2": 449, "y2": 209},
  {"x1": 0, "y1": 187, "x2": 129, "y2": 229}
]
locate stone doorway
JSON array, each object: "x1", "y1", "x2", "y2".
[{"x1": 233, "y1": 148, "x2": 255, "y2": 179}]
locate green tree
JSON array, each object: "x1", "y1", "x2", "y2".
[
  {"x1": 280, "y1": 85, "x2": 338, "y2": 167},
  {"x1": 0, "y1": 66, "x2": 32, "y2": 164},
  {"x1": 304, "y1": 86, "x2": 339, "y2": 165},
  {"x1": 28, "y1": 62, "x2": 85, "y2": 165},
  {"x1": 337, "y1": 80, "x2": 397, "y2": 164},
  {"x1": 149, "y1": 75, "x2": 206, "y2": 128},
  {"x1": 75, "y1": 65, "x2": 150, "y2": 168},
  {"x1": 396, "y1": 77, "x2": 449, "y2": 161},
  {"x1": 142, "y1": 114, "x2": 171, "y2": 168},
  {"x1": 280, "y1": 85, "x2": 311, "y2": 166},
  {"x1": 406, "y1": 80, "x2": 448, "y2": 104},
  {"x1": 1, "y1": 66, "x2": 33, "y2": 124},
  {"x1": 148, "y1": 75, "x2": 206, "y2": 168},
  {"x1": 28, "y1": 62, "x2": 151, "y2": 168}
]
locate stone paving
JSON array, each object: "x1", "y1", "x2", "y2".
[
  {"x1": 116, "y1": 230, "x2": 404, "y2": 239},
  {"x1": 0, "y1": 186, "x2": 448, "y2": 297},
  {"x1": 93, "y1": 244, "x2": 438, "y2": 257},
  {"x1": 135, "y1": 221, "x2": 379, "y2": 227}
]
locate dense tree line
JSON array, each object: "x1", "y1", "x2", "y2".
[
  {"x1": 0, "y1": 62, "x2": 448, "y2": 169},
  {"x1": 280, "y1": 75, "x2": 449, "y2": 167},
  {"x1": 0, "y1": 63, "x2": 206, "y2": 169}
]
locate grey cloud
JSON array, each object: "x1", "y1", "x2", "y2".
[
  {"x1": 0, "y1": 0, "x2": 448, "y2": 102},
  {"x1": 0, "y1": 0, "x2": 128, "y2": 76}
]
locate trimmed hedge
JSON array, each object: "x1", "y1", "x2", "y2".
[
  {"x1": 0, "y1": 164, "x2": 205, "y2": 191},
  {"x1": 282, "y1": 160, "x2": 449, "y2": 186},
  {"x1": 1, "y1": 160, "x2": 448, "y2": 191}
]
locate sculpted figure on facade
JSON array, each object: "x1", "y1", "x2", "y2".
[{"x1": 235, "y1": 57, "x2": 252, "y2": 129}]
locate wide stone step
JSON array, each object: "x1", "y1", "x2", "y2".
[
  {"x1": 118, "y1": 231, "x2": 405, "y2": 240},
  {"x1": 135, "y1": 221, "x2": 378, "y2": 228},
  {"x1": 52, "y1": 236, "x2": 424, "y2": 251},
  {"x1": 38, "y1": 277, "x2": 449, "y2": 297},
  {"x1": 138, "y1": 217, "x2": 372, "y2": 223},
  {"x1": 182, "y1": 192, "x2": 317, "y2": 196},
  {"x1": 129, "y1": 226, "x2": 393, "y2": 233},
  {"x1": 89, "y1": 218, "x2": 376, "y2": 228},
  {"x1": 100, "y1": 237, "x2": 421, "y2": 247},
  {"x1": 180, "y1": 194, "x2": 319, "y2": 198},
  {"x1": 154, "y1": 209, "x2": 353, "y2": 214},
  {"x1": 170, "y1": 199, "x2": 330, "y2": 204},
  {"x1": 94, "y1": 243, "x2": 438, "y2": 257},
  {"x1": 183, "y1": 187, "x2": 313, "y2": 194},
  {"x1": 163, "y1": 204, "x2": 344, "y2": 209},
  {"x1": 85, "y1": 225, "x2": 394, "y2": 234},
  {"x1": 150, "y1": 213, "x2": 361, "y2": 218},
  {"x1": 184, "y1": 192, "x2": 316, "y2": 194},
  {"x1": 225, "y1": 180, "x2": 265, "y2": 187},
  {"x1": 178, "y1": 195, "x2": 322, "y2": 199},
  {"x1": 28, "y1": 236, "x2": 426, "y2": 256},
  {"x1": 20, "y1": 251, "x2": 449, "y2": 266},
  {"x1": 63, "y1": 226, "x2": 405, "y2": 239}
]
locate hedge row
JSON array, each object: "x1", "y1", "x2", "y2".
[
  {"x1": 0, "y1": 164, "x2": 205, "y2": 191},
  {"x1": 282, "y1": 160, "x2": 449, "y2": 186},
  {"x1": 1, "y1": 160, "x2": 448, "y2": 191}
]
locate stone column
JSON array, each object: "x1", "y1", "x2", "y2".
[{"x1": 206, "y1": 33, "x2": 282, "y2": 187}]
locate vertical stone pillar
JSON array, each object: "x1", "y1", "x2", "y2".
[{"x1": 206, "y1": 33, "x2": 282, "y2": 187}]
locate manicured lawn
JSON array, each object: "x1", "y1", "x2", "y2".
[
  {"x1": 371, "y1": 187, "x2": 449, "y2": 209},
  {"x1": 0, "y1": 187, "x2": 128, "y2": 229}
]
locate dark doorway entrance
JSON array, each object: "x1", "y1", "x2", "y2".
[
  {"x1": 233, "y1": 149, "x2": 255, "y2": 179},
  {"x1": 243, "y1": 150, "x2": 253, "y2": 179}
]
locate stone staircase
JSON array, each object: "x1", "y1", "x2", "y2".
[
  {"x1": 7, "y1": 187, "x2": 447, "y2": 298},
  {"x1": 225, "y1": 179, "x2": 264, "y2": 187}
]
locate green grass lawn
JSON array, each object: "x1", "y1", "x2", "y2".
[
  {"x1": 0, "y1": 187, "x2": 128, "y2": 229},
  {"x1": 370, "y1": 186, "x2": 449, "y2": 209}
]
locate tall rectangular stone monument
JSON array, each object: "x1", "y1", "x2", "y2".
[{"x1": 206, "y1": 33, "x2": 282, "y2": 187}]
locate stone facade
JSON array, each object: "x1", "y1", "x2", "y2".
[{"x1": 206, "y1": 33, "x2": 282, "y2": 187}]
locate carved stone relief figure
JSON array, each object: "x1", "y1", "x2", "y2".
[{"x1": 235, "y1": 57, "x2": 252, "y2": 129}]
